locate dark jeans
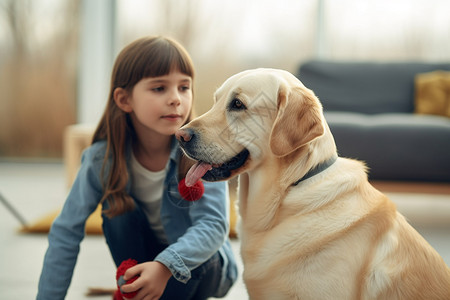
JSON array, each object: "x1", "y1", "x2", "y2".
[{"x1": 102, "y1": 203, "x2": 224, "y2": 300}]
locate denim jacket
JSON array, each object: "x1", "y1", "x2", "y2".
[{"x1": 37, "y1": 138, "x2": 237, "y2": 299}]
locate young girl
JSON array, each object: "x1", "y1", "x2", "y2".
[{"x1": 37, "y1": 36, "x2": 237, "y2": 300}]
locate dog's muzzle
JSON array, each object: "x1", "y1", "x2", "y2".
[{"x1": 175, "y1": 128, "x2": 250, "y2": 183}]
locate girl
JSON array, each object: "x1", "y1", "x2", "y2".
[{"x1": 37, "y1": 36, "x2": 237, "y2": 300}]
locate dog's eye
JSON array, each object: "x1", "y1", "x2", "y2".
[{"x1": 229, "y1": 98, "x2": 246, "y2": 111}]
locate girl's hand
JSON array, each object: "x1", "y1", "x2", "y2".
[{"x1": 121, "y1": 261, "x2": 172, "y2": 300}]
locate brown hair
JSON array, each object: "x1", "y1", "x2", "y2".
[{"x1": 92, "y1": 36, "x2": 195, "y2": 217}]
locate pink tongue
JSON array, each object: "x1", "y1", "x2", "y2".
[{"x1": 185, "y1": 162, "x2": 212, "y2": 187}]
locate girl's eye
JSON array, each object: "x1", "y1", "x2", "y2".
[
  {"x1": 229, "y1": 98, "x2": 246, "y2": 111},
  {"x1": 152, "y1": 86, "x2": 165, "y2": 92},
  {"x1": 180, "y1": 85, "x2": 190, "y2": 91}
]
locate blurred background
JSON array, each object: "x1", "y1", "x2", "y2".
[{"x1": 1, "y1": 0, "x2": 450, "y2": 160}]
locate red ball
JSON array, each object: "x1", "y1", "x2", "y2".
[
  {"x1": 178, "y1": 178, "x2": 205, "y2": 201},
  {"x1": 113, "y1": 289, "x2": 123, "y2": 300},
  {"x1": 116, "y1": 258, "x2": 139, "y2": 299}
]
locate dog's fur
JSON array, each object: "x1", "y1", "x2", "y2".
[{"x1": 176, "y1": 69, "x2": 450, "y2": 299}]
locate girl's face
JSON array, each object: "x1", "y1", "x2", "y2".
[{"x1": 120, "y1": 70, "x2": 193, "y2": 138}]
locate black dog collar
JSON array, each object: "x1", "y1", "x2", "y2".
[{"x1": 292, "y1": 154, "x2": 338, "y2": 186}]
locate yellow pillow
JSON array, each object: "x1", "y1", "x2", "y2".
[
  {"x1": 20, "y1": 205, "x2": 103, "y2": 235},
  {"x1": 415, "y1": 71, "x2": 450, "y2": 117}
]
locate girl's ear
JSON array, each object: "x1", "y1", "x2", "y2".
[{"x1": 113, "y1": 87, "x2": 133, "y2": 113}]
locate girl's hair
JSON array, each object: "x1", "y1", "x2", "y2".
[{"x1": 92, "y1": 36, "x2": 195, "y2": 217}]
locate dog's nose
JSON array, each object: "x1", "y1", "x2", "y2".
[{"x1": 175, "y1": 128, "x2": 194, "y2": 144}]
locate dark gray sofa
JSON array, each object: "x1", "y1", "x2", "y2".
[{"x1": 297, "y1": 60, "x2": 450, "y2": 182}]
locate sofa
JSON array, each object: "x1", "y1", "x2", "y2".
[{"x1": 296, "y1": 60, "x2": 450, "y2": 182}]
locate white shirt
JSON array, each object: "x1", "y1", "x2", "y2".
[{"x1": 130, "y1": 151, "x2": 168, "y2": 244}]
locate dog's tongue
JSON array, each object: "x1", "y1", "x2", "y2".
[{"x1": 185, "y1": 161, "x2": 212, "y2": 187}]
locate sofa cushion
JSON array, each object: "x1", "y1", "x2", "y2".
[
  {"x1": 415, "y1": 70, "x2": 450, "y2": 117},
  {"x1": 325, "y1": 112, "x2": 450, "y2": 182},
  {"x1": 298, "y1": 61, "x2": 450, "y2": 114}
]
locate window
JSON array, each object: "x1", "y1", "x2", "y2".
[{"x1": 0, "y1": 0, "x2": 79, "y2": 158}]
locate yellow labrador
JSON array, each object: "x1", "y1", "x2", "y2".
[{"x1": 176, "y1": 69, "x2": 450, "y2": 300}]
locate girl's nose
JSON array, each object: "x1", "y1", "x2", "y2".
[{"x1": 169, "y1": 89, "x2": 181, "y2": 106}]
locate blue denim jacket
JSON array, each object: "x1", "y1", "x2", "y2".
[{"x1": 37, "y1": 138, "x2": 237, "y2": 299}]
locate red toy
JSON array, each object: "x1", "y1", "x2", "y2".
[
  {"x1": 178, "y1": 178, "x2": 205, "y2": 201},
  {"x1": 115, "y1": 259, "x2": 139, "y2": 299}
]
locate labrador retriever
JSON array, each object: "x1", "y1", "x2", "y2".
[{"x1": 175, "y1": 68, "x2": 450, "y2": 300}]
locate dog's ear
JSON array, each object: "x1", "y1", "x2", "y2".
[{"x1": 269, "y1": 84, "x2": 324, "y2": 157}]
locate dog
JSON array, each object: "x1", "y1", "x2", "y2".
[{"x1": 175, "y1": 68, "x2": 450, "y2": 299}]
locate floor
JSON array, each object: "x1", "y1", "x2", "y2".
[{"x1": 1, "y1": 161, "x2": 449, "y2": 299}]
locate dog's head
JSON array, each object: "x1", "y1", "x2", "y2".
[{"x1": 176, "y1": 68, "x2": 329, "y2": 185}]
